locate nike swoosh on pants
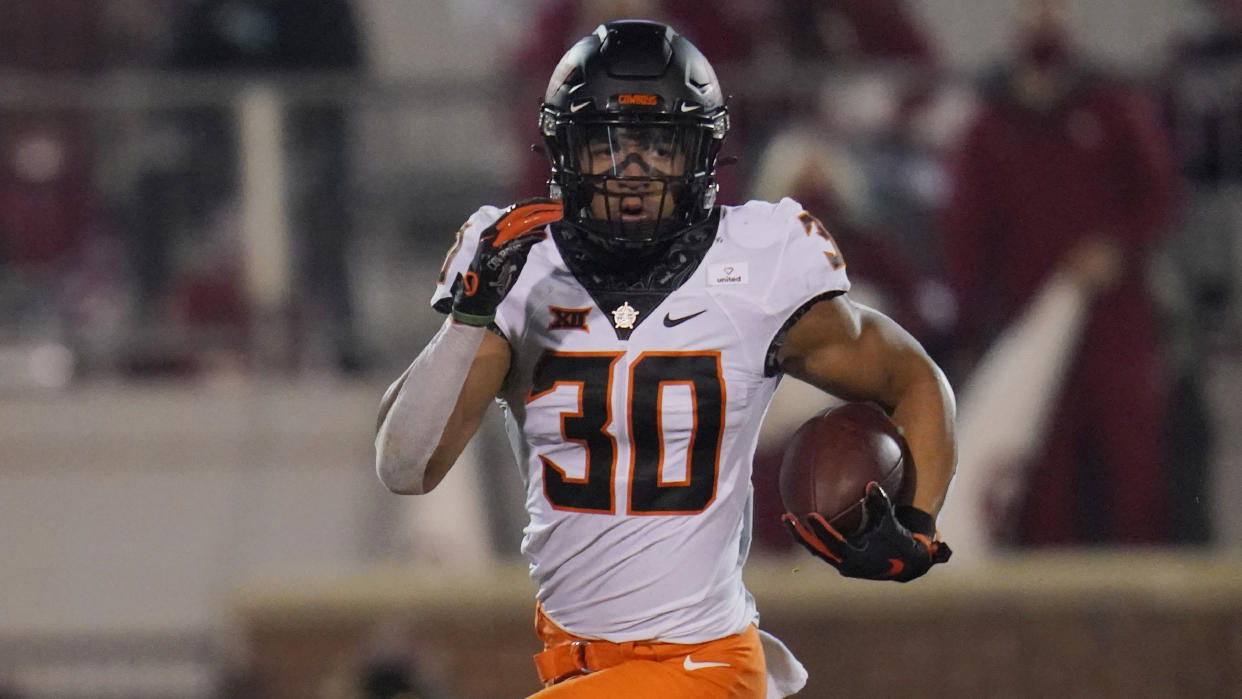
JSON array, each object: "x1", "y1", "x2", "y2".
[{"x1": 683, "y1": 655, "x2": 731, "y2": 671}]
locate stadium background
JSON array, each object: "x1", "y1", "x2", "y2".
[{"x1": 1, "y1": 0, "x2": 1240, "y2": 696}]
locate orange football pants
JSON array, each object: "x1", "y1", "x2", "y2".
[{"x1": 528, "y1": 605, "x2": 766, "y2": 698}]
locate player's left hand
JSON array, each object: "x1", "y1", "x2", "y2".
[{"x1": 781, "y1": 483, "x2": 951, "y2": 583}]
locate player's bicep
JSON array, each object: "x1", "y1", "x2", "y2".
[
  {"x1": 776, "y1": 295, "x2": 925, "y2": 409},
  {"x1": 423, "y1": 330, "x2": 511, "y2": 490}
]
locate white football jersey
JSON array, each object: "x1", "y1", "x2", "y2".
[{"x1": 431, "y1": 197, "x2": 850, "y2": 643}]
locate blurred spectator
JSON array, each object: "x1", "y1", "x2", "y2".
[
  {"x1": 131, "y1": 0, "x2": 366, "y2": 375},
  {"x1": 939, "y1": 0, "x2": 1181, "y2": 546},
  {"x1": 749, "y1": 122, "x2": 950, "y2": 345},
  {"x1": 0, "y1": 0, "x2": 123, "y2": 380},
  {"x1": 762, "y1": 0, "x2": 949, "y2": 266},
  {"x1": 0, "y1": 113, "x2": 96, "y2": 279},
  {"x1": 1157, "y1": 0, "x2": 1242, "y2": 543},
  {"x1": 1164, "y1": 0, "x2": 1242, "y2": 337}
]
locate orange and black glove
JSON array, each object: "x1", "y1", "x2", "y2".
[
  {"x1": 782, "y1": 483, "x2": 951, "y2": 583},
  {"x1": 451, "y1": 198, "x2": 563, "y2": 327}
]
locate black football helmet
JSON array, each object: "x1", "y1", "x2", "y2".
[{"x1": 539, "y1": 20, "x2": 729, "y2": 256}]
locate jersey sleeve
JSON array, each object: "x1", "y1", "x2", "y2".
[
  {"x1": 749, "y1": 197, "x2": 852, "y2": 375},
  {"x1": 429, "y1": 205, "x2": 504, "y2": 314},
  {"x1": 757, "y1": 197, "x2": 851, "y2": 317}
]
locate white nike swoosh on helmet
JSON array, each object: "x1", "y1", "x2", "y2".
[
  {"x1": 570, "y1": 101, "x2": 592, "y2": 112},
  {"x1": 683, "y1": 655, "x2": 731, "y2": 671},
  {"x1": 679, "y1": 103, "x2": 701, "y2": 112}
]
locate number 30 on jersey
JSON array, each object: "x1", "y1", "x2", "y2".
[{"x1": 527, "y1": 350, "x2": 724, "y2": 516}]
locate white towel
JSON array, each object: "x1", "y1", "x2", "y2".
[{"x1": 759, "y1": 629, "x2": 808, "y2": 697}]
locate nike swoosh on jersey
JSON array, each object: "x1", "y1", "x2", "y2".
[
  {"x1": 683, "y1": 656, "x2": 731, "y2": 671},
  {"x1": 663, "y1": 309, "x2": 707, "y2": 327}
]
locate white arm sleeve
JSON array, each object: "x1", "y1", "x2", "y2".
[{"x1": 375, "y1": 318, "x2": 486, "y2": 494}]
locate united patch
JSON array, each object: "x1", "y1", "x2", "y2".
[{"x1": 707, "y1": 263, "x2": 748, "y2": 286}]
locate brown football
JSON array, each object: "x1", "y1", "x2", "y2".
[{"x1": 778, "y1": 402, "x2": 914, "y2": 538}]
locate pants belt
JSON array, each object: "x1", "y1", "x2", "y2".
[{"x1": 534, "y1": 636, "x2": 695, "y2": 686}]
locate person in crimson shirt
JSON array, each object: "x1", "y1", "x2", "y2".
[
  {"x1": 0, "y1": 1, "x2": 108, "y2": 352},
  {"x1": 939, "y1": 0, "x2": 1180, "y2": 546},
  {"x1": 0, "y1": 0, "x2": 106, "y2": 268}
]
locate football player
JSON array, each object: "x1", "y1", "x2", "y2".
[{"x1": 375, "y1": 20, "x2": 956, "y2": 698}]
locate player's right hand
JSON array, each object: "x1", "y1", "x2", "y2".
[{"x1": 451, "y1": 198, "x2": 562, "y2": 326}]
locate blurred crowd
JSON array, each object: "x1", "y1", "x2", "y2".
[
  {"x1": 1, "y1": 0, "x2": 1241, "y2": 548},
  {"x1": 0, "y1": 0, "x2": 365, "y2": 381}
]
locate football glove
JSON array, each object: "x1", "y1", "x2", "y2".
[
  {"x1": 451, "y1": 198, "x2": 563, "y2": 326},
  {"x1": 782, "y1": 482, "x2": 952, "y2": 583}
]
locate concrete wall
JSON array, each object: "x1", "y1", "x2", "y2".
[
  {"x1": 232, "y1": 553, "x2": 1242, "y2": 699},
  {"x1": 0, "y1": 381, "x2": 390, "y2": 636}
]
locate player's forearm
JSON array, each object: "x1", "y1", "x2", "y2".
[
  {"x1": 845, "y1": 307, "x2": 958, "y2": 517},
  {"x1": 888, "y1": 357, "x2": 957, "y2": 518},
  {"x1": 375, "y1": 318, "x2": 486, "y2": 494}
]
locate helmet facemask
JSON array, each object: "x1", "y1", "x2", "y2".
[
  {"x1": 538, "y1": 20, "x2": 729, "y2": 259},
  {"x1": 546, "y1": 116, "x2": 721, "y2": 256}
]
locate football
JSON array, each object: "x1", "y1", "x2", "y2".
[{"x1": 778, "y1": 402, "x2": 913, "y2": 538}]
